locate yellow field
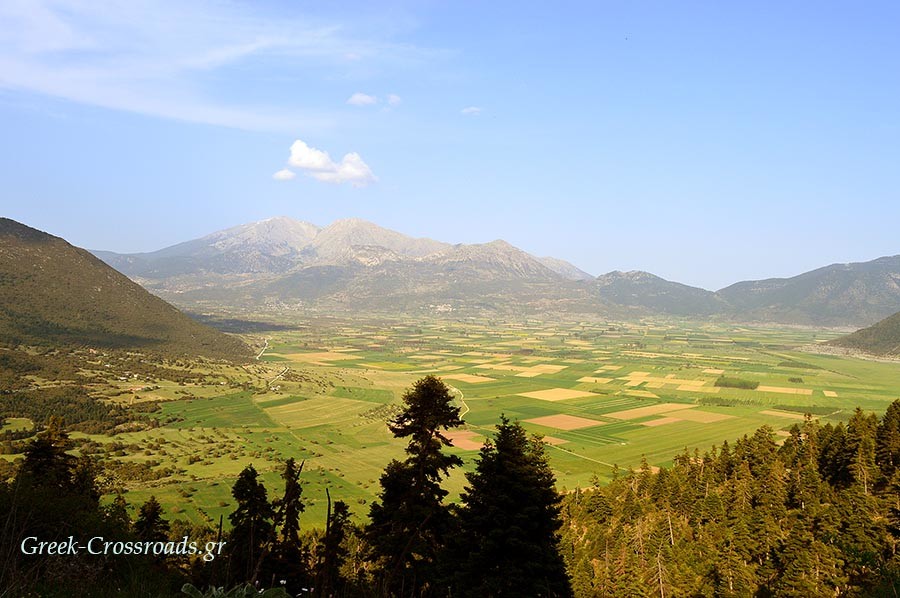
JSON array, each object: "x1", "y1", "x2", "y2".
[
  {"x1": 441, "y1": 373, "x2": 496, "y2": 384},
  {"x1": 517, "y1": 388, "x2": 598, "y2": 401},
  {"x1": 757, "y1": 385, "x2": 813, "y2": 396},
  {"x1": 525, "y1": 414, "x2": 607, "y2": 430},
  {"x1": 606, "y1": 403, "x2": 697, "y2": 420},
  {"x1": 577, "y1": 376, "x2": 613, "y2": 384}
]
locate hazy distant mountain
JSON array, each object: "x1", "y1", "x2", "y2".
[
  {"x1": 536, "y1": 256, "x2": 594, "y2": 281},
  {"x1": 827, "y1": 310, "x2": 900, "y2": 357},
  {"x1": 94, "y1": 217, "x2": 595, "y2": 314},
  {"x1": 308, "y1": 218, "x2": 449, "y2": 262},
  {"x1": 0, "y1": 218, "x2": 249, "y2": 359},
  {"x1": 188, "y1": 238, "x2": 593, "y2": 313},
  {"x1": 716, "y1": 256, "x2": 900, "y2": 326},
  {"x1": 596, "y1": 271, "x2": 727, "y2": 316},
  {"x1": 426, "y1": 240, "x2": 561, "y2": 280},
  {"x1": 94, "y1": 216, "x2": 320, "y2": 277},
  {"x1": 92, "y1": 216, "x2": 900, "y2": 325}
]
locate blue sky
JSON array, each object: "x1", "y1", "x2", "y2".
[{"x1": 1, "y1": 1, "x2": 898, "y2": 290}]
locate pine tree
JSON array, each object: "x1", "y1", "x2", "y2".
[
  {"x1": 366, "y1": 375, "x2": 463, "y2": 596},
  {"x1": 272, "y1": 458, "x2": 307, "y2": 594},
  {"x1": 451, "y1": 416, "x2": 573, "y2": 597},
  {"x1": 848, "y1": 408, "x2": 880, "y2": 496},
  {"x1": 318, "y1": 497, "x2": 352, "y2": 597},
  {"x1": 877, "y1": 400, "x2": 900, "y2": 478},
  {"x1": 227, "y1": 464, "x2": 276, "y2": 585},
  {"x1": 17, "y1": 416, "x2": 76, "y2": 492},
  {"x1": 134, "y1": 495, "x2": 170, "y2": 542}
]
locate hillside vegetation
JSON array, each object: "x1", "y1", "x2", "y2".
[
  {"x1": 829, "y1": 310, "x2": 900, "y2": 357},
  {"x1": 0, "y1": 218, "x2": 249, "y2": 360}
]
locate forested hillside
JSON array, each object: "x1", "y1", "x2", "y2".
[{"x1": 561, "y1": 407, "x2": 900, "y2": 597}]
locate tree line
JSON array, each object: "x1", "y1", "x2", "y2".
[{"x1": 559, "y1": 405, "x2": 900, "y2": 596}]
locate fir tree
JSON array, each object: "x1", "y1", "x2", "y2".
[
  {"x1": 877, "y1": 400, "x2": 900, "y2": 478},
  {"x1": 451, "y1": 416, "x2": 572, "y2": 597},
  {"x1": 227, "y1": 464, "x2": 275, "y2": 585},
  {"x1": 134, "y1": 495, "x2": 170, "y2": 542},
  {"x1": 366, "y1": 375, "x2": 463, "y2": 596},
  {"x1": 272, "y1": 458, "x2": 307, "y2": 593}
]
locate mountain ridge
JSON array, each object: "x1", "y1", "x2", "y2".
[{"x1": 90, "y1": 216, "x2": 900, "y2": 326}]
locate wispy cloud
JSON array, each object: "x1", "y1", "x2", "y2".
[
  {"x1": 347, "y1": 92, "x2": 378, "y2": 106},
  {"x1": 387, "y1": 94, "x2": 402, "y2": 106},
  {"x1": 461, "y1": 106, "x2": 483, "y2": 116},
  {"x1": 282, "y1": 139, "x2": 376, "y2": 187},
  {"x1": 0, "y1": 1, "x2": 430, "y2": 131}
]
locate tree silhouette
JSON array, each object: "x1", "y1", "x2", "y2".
[
  {"x1": 451, "y1": 416, "x2": 572, "y2": 597},
  {"x1": 366, "y1": 375, "x2": 463, "y2": 596}
]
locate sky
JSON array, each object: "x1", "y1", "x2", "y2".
[{"x1": 1, "y1": 1, "x2": 898, "y2": 290}]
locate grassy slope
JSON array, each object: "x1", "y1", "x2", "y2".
[
  {"x1": 0, "y1": 218, "x2": 250, "y2": 360},
  {"x1": 829, "y1": 310, "x2": 900, "y2": 356}
]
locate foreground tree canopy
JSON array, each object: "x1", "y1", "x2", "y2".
[{"x1": 3, "y1": 381, "x2": 900, "y2": 597}]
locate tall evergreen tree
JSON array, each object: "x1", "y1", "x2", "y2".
[
  {"x1": 848, "y1": 408, "x2": 880, "y2": 496},
  {"x1": 272, "y1": 458, "x2": 307, "y2": 593},
  {"x1": 366, "y1": 375, "x2": 463, "y2": 597},
  {"x1": 877, "y1": 400, "x2": 900, "y2": 478},
  {"x1": 227, "y1": 464, "x2": 276, "y2": 585},
  {"x1": 318, "y1": 497, "x2": 352, "y2": 598},
  {"x1": 134, "y1": 495, "x2": 170, "y2": 542},
  {"x1": 451, "y1": 416, "x2": 572, "y2": 597}
]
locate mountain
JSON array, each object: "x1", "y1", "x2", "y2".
[
  {"x1": 595, "y1": 271, "x2": 727, "y2": 316},
  {"x1": 94, "y1": 218, "x2": 599, "y2": 315},
  {"x1": 828, "y1": 310, "x2": 900, "y2": 357},
  {"x1": 93, "y1": 216, "x2": 900, "y2": 326},
  {"x1": 536, "y1": 256, "x2": 594, "y2": 281},
  {"x1": 716, "y1": 255, "x2": 900, "y2": 326},
  {"x1": 308, "y1": 218, "x2": 449, "y2": 262},
  {"x1": 94, "y1": 216, "x2": 321, "y2": 277},
  {"x1": 0, "y1": 218, "x2": 250, "y2": 359},
  {"x1": 425, "y1": 240, "x2": 561, "y2": 280}
]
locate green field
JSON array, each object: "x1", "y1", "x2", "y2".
[{"x1": 69, "y1": 318, "x2": 900, "y2": 528}]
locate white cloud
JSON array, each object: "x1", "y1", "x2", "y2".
[
  {"x1": 347, "y1": 92, "x2": 378, "y2": 106},
  {"x1": 285, "y1": 140, "x2": 376, "y2": 187},
  {"x1": 272, "y1": 168, "x2": 296, "y2": 181},
  {"x1": 387, "y1": 94, "x2": 402, "y2": 106},
  {"x1": 461, "y1": 106, "x2": 482, "y2": 116}
]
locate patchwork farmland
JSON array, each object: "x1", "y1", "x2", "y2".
[{"x1": 64, "y1": 318, "x2": 900, "y2": 526}]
